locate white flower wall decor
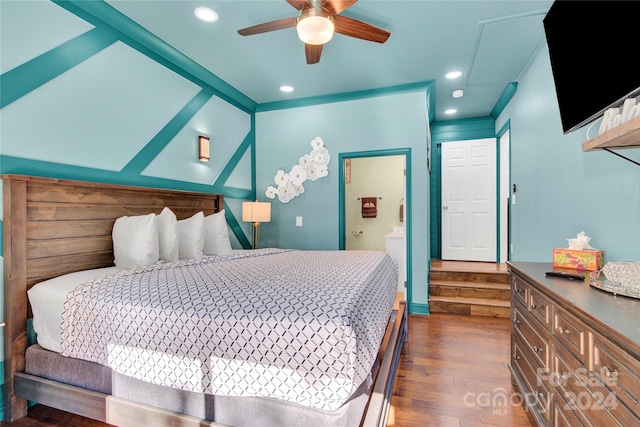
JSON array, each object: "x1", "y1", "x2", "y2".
[{"x1": 265, "y1": 137, "x2": 330, "y2": 203}]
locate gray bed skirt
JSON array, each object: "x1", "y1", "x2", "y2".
[{"x1": 25, "y1": 344, "x2": 377, "y2": 427}]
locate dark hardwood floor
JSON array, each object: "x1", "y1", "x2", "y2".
[
  {"x1": 389, "y1": 313, "x2": 531, "y2": 427},
  {"x1": 1, "y1": 313, "x2": 531, "y2": 427}
]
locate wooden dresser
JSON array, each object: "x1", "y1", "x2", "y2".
[{"x1": 507, "y1": 262, "x2": 640, "y2": 426}]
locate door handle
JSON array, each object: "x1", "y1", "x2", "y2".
[{"x1": 443, "y1": 205, "x2": 448, "y2": 211}]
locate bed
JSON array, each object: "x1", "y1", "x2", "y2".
[{"x1": 2, "y1": 174, "x2": 408, "y2": 427}]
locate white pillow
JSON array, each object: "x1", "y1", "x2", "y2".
[
  {"x1": 112, "y1": 213, "x2": 159, "y2": 268},
  {"x1": 203, "y1": 209, "x2": 233, "y2": 255},
  {"x1": 156, "y1": 207, "x2": 179, "y2": 262},
  {"x1": 177, "y1": 211, "x2": 205, "y2": 259}
]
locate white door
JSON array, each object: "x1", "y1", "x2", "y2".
[{"x1": 441, "y1": 138, "x2": 496, "y2": 261}]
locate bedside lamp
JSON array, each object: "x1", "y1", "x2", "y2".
[{"x1": 242, "y1": 201, "x2": 271, "y2": 249}]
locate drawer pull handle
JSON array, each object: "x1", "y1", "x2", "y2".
[
  {"x1": 513, "y1": 319, "x2": 520, "y2": 325},
  {"x1": 603, "y1": 367, "x2": 618, "y2": 378},
  {"x1": 555, "y1": 327, "x2": 570, "y2": 335},
  {"x1": 513, "y1": 355, "x2": 520, "y2": 361},
  {"x1": 531, "y1": 303, "x2": 544, "y2": 310},
  {"x1": 533, "y1": 345, "x2": 544, "y2": 353}
]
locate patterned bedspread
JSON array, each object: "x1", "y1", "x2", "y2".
[{"x1": 61, "y1": 249, "x2": 398, "y2": 410}]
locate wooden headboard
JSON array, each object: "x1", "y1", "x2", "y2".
[{"x1": 2, "y1": 174, "x2": 224, "y2": 420}]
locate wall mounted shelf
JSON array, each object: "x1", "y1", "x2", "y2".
[{"x1": 582, "y1": 114, "x2": 640, "y2": 152}]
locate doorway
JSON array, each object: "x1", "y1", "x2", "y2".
[
  {"x1": 441, "y1": 138, "x2": 497, "y2": 261},
  {"x1": 435, "y1": 129, "x2": 511, "y2": 263},
  {"x1": 344, "y1": 155, "x2": 404, "y2": 251},
  {"x1": 338, "y1": 149, "x2": 411, "y2": 303}
]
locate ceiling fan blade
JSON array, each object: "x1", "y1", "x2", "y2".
[
  {"x1": 238, "y1": 17, "x2": 298, "y2": 36},
  {"x1": 305, "y1": 44, "x2": 323, "y2": 64},
  {"x1": 321, "y1": 0, "x2": 358, "y2": 16},
  {"x1": 286, "y1": 0, "x2": 314, "y2": 10},
  {"x1": 333, "y1": 15, "x2": 390, "y2": 43}
]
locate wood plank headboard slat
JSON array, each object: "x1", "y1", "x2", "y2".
[
  {"x1": 28, "y1": 220, "x2": 116, "y2": 240},
  {"x1": 26, "y1": 252, "x2": 116, "y2": 283},
  {"x1": 26, "y1": 205, "x2": 211, "y2": 221},
  {"x1": 2, "y1": 174, "x2": 225, "y2": 421},
  {"x1": 27, "y1": 236, "x2": 114, "y2": 260}
]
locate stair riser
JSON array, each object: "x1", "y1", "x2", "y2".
[
  {"x1": 430, "y1": 285, "x2": 510, "y2": 301},
  {"x1": 430, "y1": 270, "x2": 510, "y2": 284},
  {"x1": 429, "y1": 300, "x2": 510, "y2": 318}
]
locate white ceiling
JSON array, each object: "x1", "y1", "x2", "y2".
[{"x1": 105, "y1": 0, "x2": 554, "y2": 121}]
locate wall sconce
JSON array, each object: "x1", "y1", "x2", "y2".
[
  {"x1": 242, "y1": 201, "x2": 271, "y2": 249},
  {"x1": 198, "y1": 135, "x2": 210, "y2": 162}
]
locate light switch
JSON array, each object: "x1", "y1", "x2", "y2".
[{"x1": 296, "y1": 216, "x2": 303, "y2": 227}]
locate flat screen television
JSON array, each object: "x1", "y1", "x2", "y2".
[{"x1": 543, "y1": 1, "x2": 640, "y2": 134}]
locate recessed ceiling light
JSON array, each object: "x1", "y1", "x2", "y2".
[
  {"x1": 194, "y1": 7, "x2": 218, "y2": 22},
  {"x1": 445, "y1": 109, "x2": 457, "y2": 115},
  {"x1": 452, "y1": 90, "x2": 464, "y2": 98},
  {"x1": 445, "y1": 71, "x2": 462, "y2": 79},
  {"x1": 280, "y1": 85, "x2": 294, "y2": 93}
]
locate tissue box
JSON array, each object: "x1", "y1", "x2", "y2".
[{"x1": 552, "y1": 249, "x2": 604, "y2": 271}]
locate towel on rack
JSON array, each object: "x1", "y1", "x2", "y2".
[{"x1": 361, "y1": 197, "x2": 378, "y2": 218}]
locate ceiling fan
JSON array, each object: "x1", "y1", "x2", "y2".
[{"x1": 237, "y1": 0, "x2": 390, "y2": 64}]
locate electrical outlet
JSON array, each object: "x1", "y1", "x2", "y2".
[{"x1": 296, "y1": 216, "x2": 303, "y2": 227}]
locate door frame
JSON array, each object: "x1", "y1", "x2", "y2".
[
  {"x1": 338, "y1": 148, "x2": 412, "y2": 310},
  {"x1": 433, "y1": 121, "x2": 512, "y2": 263},
  {"x1": 497, "y1": 120, "x2": 512, "y2": 263}
]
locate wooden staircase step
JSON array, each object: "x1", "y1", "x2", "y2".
[
  {"x1": 429, "y1": 280, "x2": 510, "y2": 290},
  {"x1": 430, "y1": 260, "x2": 508, "y2": 273},
  {"x1": 430, "y1": 260, "x2": 510, "y2": 284},
  {"x1": 429, "y1": 280, "x2": 511, "y2": 300},
  {"x1": 429, "y1": 295, "x2": 511, "y2": 307},
  {"x1": 428, "y1": 295, "x2": 511, "y2": 318},
  {"x1": 429, "y1": 270, "x2": 510, "y2": 284},
  {"x1": 428, "y1": 260, "x2": 512, "y2": 318}
]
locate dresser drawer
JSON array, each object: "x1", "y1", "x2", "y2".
[
  {"x1": 513, "y1": 334, "x2": 552, "y2": 425},
  {"x1": 511, "y1": 274, "x2": 529, "y2": 308},
  {"x1": 528, "y1": 287, "x2": 552, "y2": 332},
  {"x1": 554, "y1": 341, "x2": 623, "y2": 427},
  {"x1": 553, "y1": 306, "x2": 587, "y2": 363},
  {"x1": 591, "y1": 333, "x2": 640, "y2": 421},
  {"x1": 513, "y1": 306, "x2": 549, "y2": 372},
  {"x1": 553, "y1": 395, "x2": 582, "y2": 427}
]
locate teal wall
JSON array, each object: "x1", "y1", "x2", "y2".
[
  {"x1": 497, "y1": 46, "x2": 640, "y2": 262},
  {"x1": 0, "y1": 0, "x2": 256, "y2": 242},
  {"x1": 255, "y1": 91, "x2": 431, "y2": 312}
]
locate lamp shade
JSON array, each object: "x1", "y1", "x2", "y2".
[
  {"x1": 242, "y1": 201, "x2": 271, "y2": 223},
  {"x1": 198, "y1": 135, "x2": 210, "y2": 162},
  {"x1": 296, "y1": 16, "x2": 334, "y2": 45}
]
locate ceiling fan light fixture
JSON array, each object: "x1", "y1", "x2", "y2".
[{"x1": 296, "y1": 16, "x2": 334, "y2": 45}]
